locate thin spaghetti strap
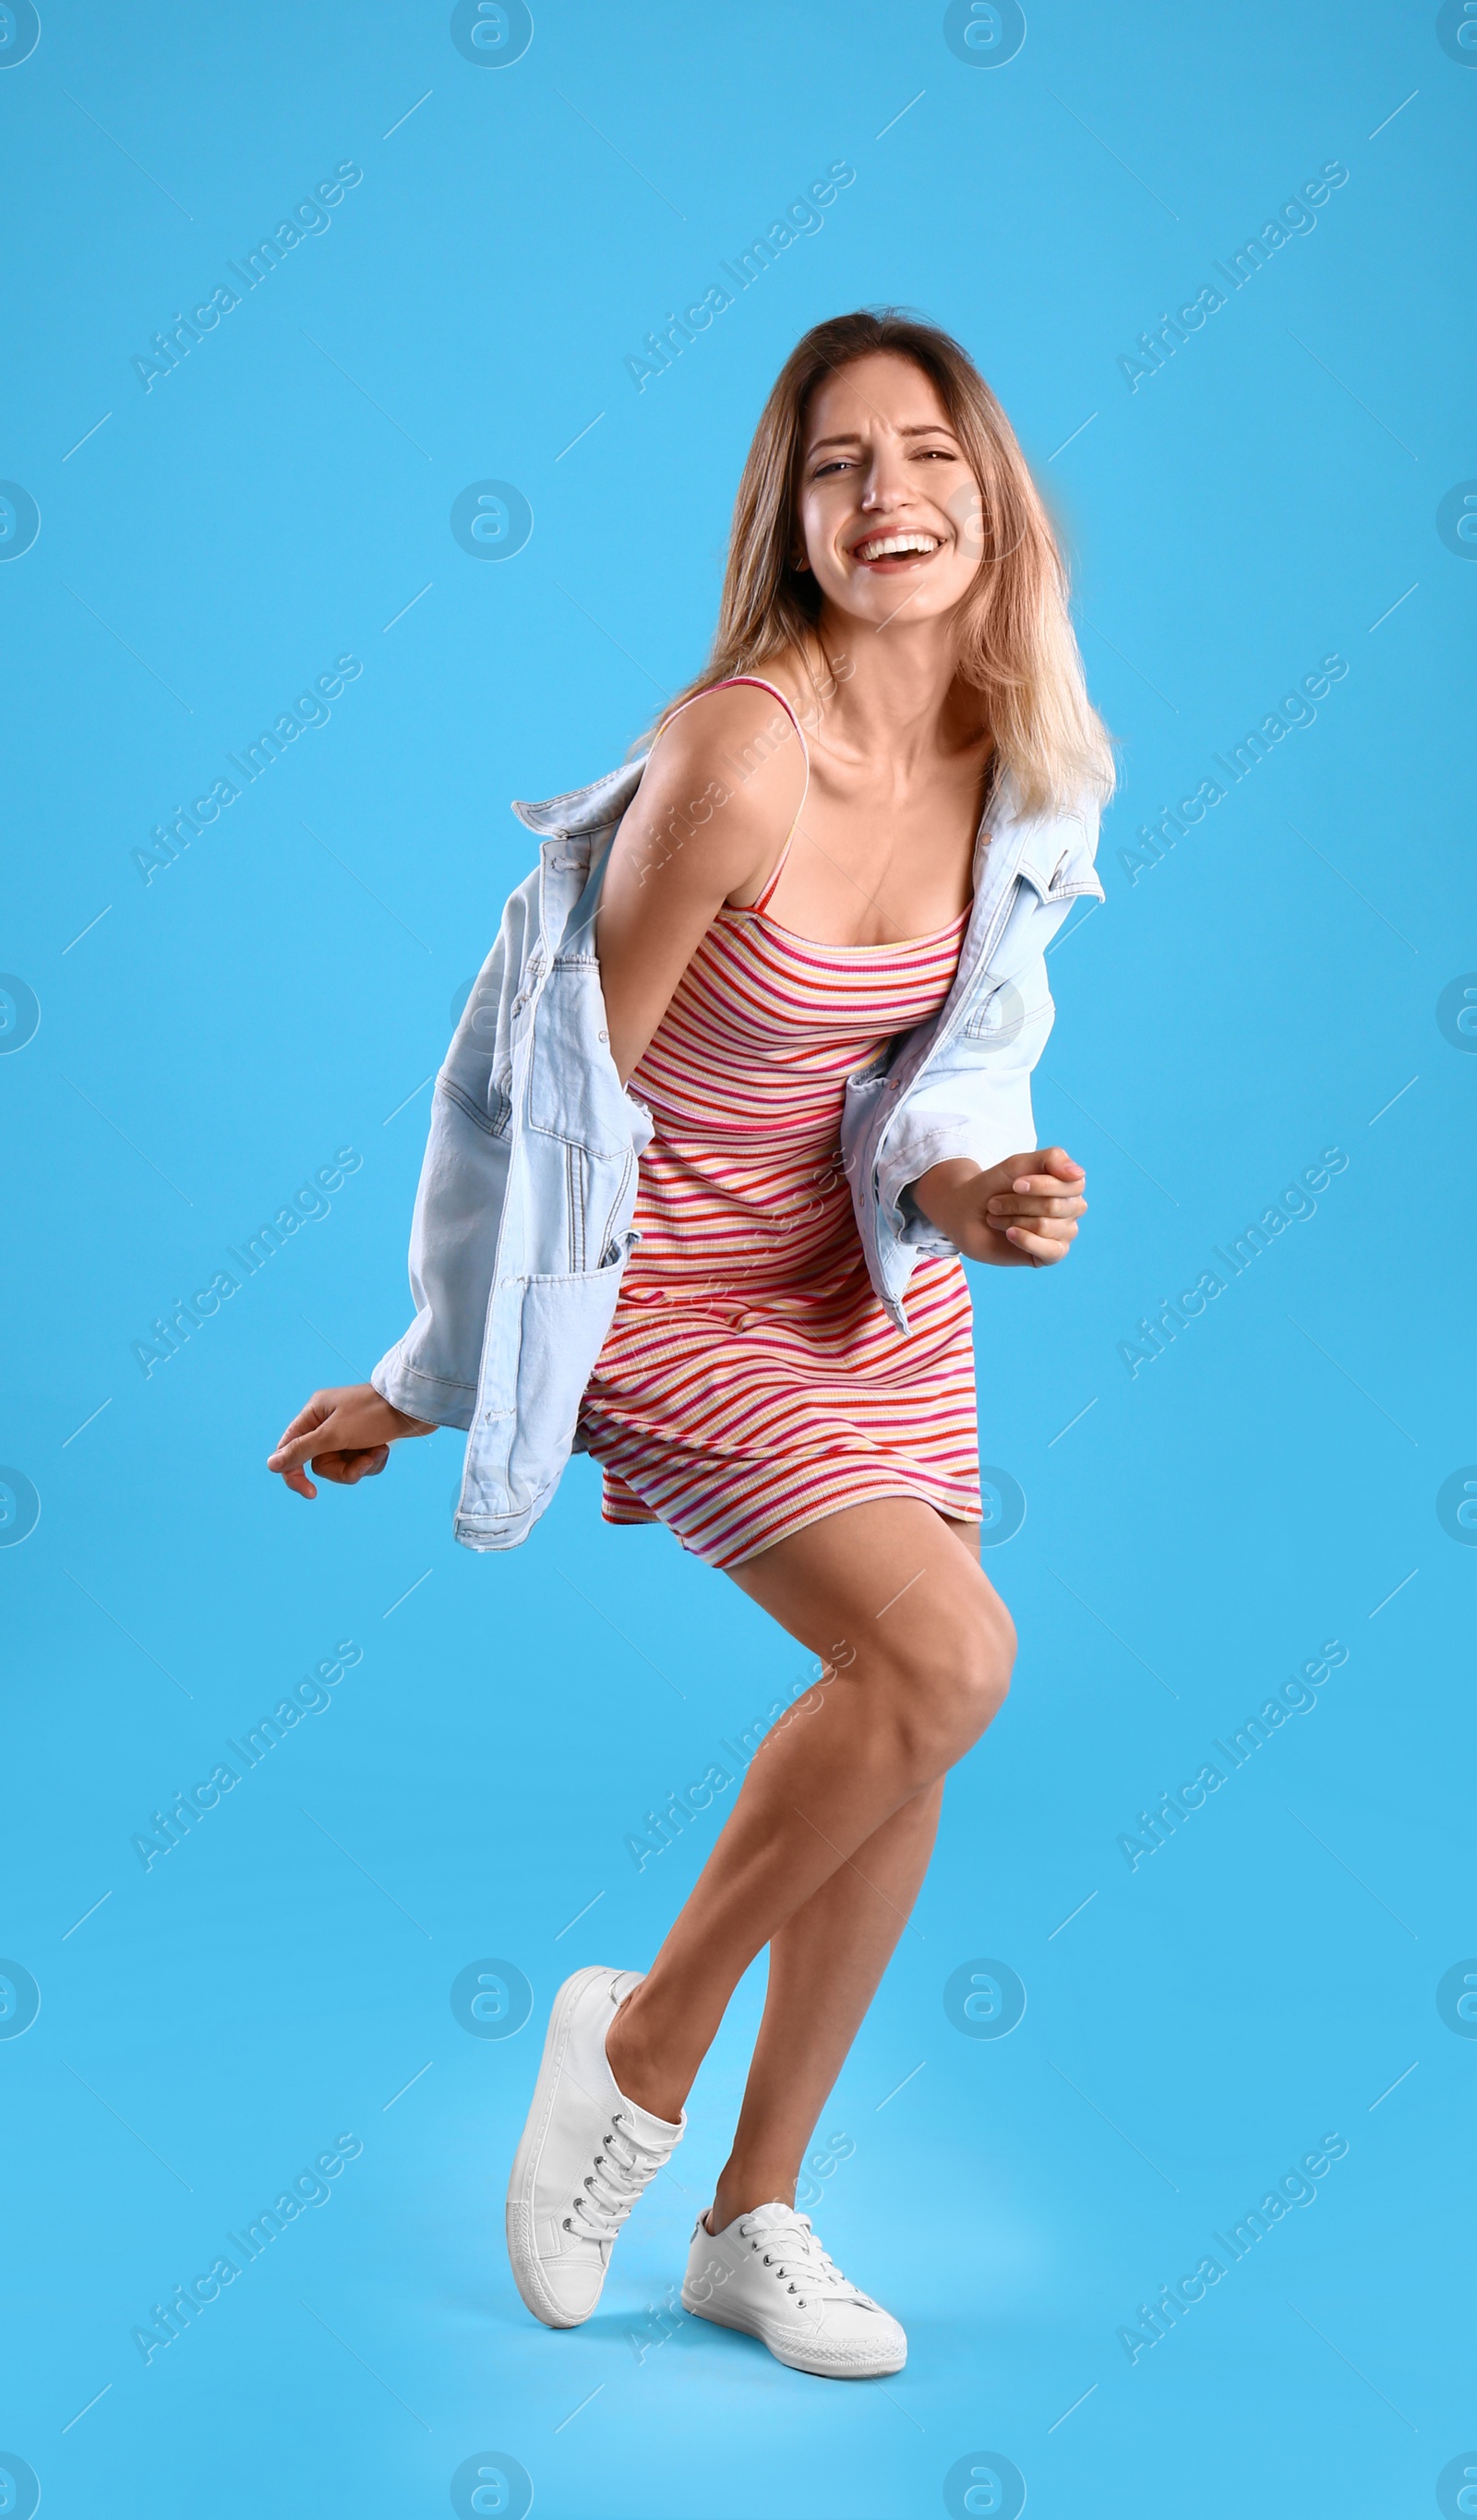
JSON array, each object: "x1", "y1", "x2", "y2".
[
  {"x1": 748, "y1": 829, "x2": 795, "y2": 915},
  {"x1": 715, "y1": 675, "x2": 810, "y2": 766},
  {"x1": 659, "y1": 674, "x2": 811, "y2": 776},
  {"x1": 746, "y1": 678, "x2": 807, "y2": 906}
]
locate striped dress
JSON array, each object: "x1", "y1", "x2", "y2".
[{"x1": 576, "y1": 679, "x2": 984, "y2": 1571}]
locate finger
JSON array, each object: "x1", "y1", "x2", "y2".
[
  {"x1": 1016, "y1": 1221, "x2": 1077, "y2": 1249},
  {"x1": 1013, "y1": 1148, "x2": 1083, "y2": 1189},
  {"x1": 989, "y1": 1210, "x2": 1083, "y2": 1238},
  {"x1": 270, "y1": 1410, "x2": 330, "y2": 1471},
  {"x1": 1004, "y1": 1223, "x2": 1075, "y2": 1261},
  {"x1": 279, "y1": 1462, "x2": 318, "y2": 1500},
  {"x1": 1008, "y1": 1170, "x2": 1084, "y2": 1197},
  {"x1": 998, "y1": 1224, "x2": 1068, "y2": 1254},
  {"x1": 314, "y1": 1446, "x2": 390, "y2": 1485},
  {"x1": 270, "y1": 1396, "x2": 333, "y2": 1458},
  {"x1": 269, "y1": 1417, "x2": 344, "y2": 1474},
  {"x1": 988, "y1": 1192, "x2": 1087, "y2": 1219},
  {"x1": 306, "y1": 1447, "x2": 367, "y2": 1485}
]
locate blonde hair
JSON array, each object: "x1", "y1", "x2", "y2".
[{"x1": 655, "y1": 307, "x2": 1114, "y2": 818}]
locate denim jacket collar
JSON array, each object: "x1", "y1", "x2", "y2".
[
  {"x1": 510, "y1": 751, "x2": 1091, "y2": 1023},
  {"x1": 511, "y1": 755, "x2": 650, "y2": 838}
]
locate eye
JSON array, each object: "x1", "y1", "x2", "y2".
[{"x1": 811, "y1": 457, "x2": 854, "y2": 477}]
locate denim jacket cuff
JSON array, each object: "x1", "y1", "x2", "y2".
[
  {"x1": 370, "y1": 1347, "x2": 476, "y2": 1434},
  {"x1": 879, "y1": 1086, "x2": 1037, "y2": 1246}
]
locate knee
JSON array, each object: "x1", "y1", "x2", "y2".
[{"x1": 883, "y1": 1593, "x2": 1015, "y2": 1783}]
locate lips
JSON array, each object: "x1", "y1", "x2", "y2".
[{"x1": 851, "y1": 530, "x2": 942, "y2": 569}]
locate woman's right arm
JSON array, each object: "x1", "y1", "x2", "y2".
[
  {"x1": 266, "y1": 683, "x2": 800, "y2": 1500},
  {"x1": 594, "y1": 681, "x2": 806, "y2": 1083}
]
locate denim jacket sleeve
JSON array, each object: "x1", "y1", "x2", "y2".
[
  {"x1": 369, "y1": 873, "x2": 533, "y2": 1430},
  {"x1": 876, "y1": 796, "x2": 1104, "y2": 1253}
]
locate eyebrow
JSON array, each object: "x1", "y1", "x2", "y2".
[{"x1": 807, "y1": 423, "x2": 959, "y2": 452}]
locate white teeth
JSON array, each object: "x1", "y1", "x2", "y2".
[{"x1": 855, "y1": 533, "x2": 939, "y2": 562}]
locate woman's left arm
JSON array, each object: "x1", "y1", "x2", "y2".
[
  {"x1": 908, "y1": 1146, "x2": 1087, "y2": 1266},
  {"x1": 880, "y1": 793, "x2": 1104, "y2": 1268}
]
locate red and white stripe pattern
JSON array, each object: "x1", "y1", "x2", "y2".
[{"x1": 577, "y1": 888, "x2": 984, "y2": 1570}]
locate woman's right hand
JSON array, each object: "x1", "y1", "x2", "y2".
[{"x1": 267, "y1": 1383, "x2": 436, "y2": 1499}]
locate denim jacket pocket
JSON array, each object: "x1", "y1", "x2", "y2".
[{"x1": 507, "y1": 1250, "x2": 628, "y2": 1504}]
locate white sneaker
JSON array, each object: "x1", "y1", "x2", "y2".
[
  {"x1": 505, "y1": 1965, "x2": 684, "y2": 2328},
  {"x1": 681, "y1": 2200, "x2": 907, "y2": 2377}
]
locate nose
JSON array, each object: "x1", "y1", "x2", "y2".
[{"x1": 859, "y1": 439, "x2": 913, "y2": 514}]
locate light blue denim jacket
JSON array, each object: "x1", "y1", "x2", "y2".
[{"x1": 371, "y1": 755, "x2": 1104, "y2": 1551}]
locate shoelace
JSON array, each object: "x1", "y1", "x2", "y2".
[
  {"x1": 737, "y1": 2211, "x2": 875, "y2": 2313},
  {"x1": 565, "y1": 2109, "x2": 674, "y2": 2248}
]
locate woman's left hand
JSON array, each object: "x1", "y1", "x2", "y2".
[{"x1": 910, "y1": 1146, "x2": 1087, "y2": 1266}]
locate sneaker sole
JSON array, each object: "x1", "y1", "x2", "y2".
[
  {"x1": 506, "y1": 1963, "x2": 618, "y2": 2330},
  {"x1": 681, "y1": 2288, "x2": 907, "y2": 2378}
]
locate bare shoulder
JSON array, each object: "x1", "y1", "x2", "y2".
[
  {"x1": 656, "y1": 676, "x2": 808, "y2": 791},
  {"x1": 595, "y1": 678, "x2": 807, "y2": 1078},
  {"x1": 606, "y1": 678, "x2": 807, "y2": 905}
]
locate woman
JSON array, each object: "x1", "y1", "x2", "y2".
[{"x1": 269, "y1": 309, "x2": 1113, "y2": 2380}]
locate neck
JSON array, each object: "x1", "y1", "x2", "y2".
[{"x1": 805, "y1": 601, "x2": 982, "y2": 766}]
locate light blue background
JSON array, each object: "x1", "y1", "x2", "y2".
[{"x1": 2, "y1": 5, "x2": 1473, "y2": 2514}]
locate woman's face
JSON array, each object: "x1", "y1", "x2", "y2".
[{"x1": 794, "y1": 353, "x2": 985, "y2": 633}]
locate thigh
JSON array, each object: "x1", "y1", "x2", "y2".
[{"x1": 723, "y1": 1495, "x2": 1003, "y2": 1672}]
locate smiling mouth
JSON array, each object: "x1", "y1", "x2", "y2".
[{"x1": 851, "y1": 531, "x2": 942, "y2": 569}]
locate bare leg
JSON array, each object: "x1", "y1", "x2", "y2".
[
  {"x1": 606, "y1": 1499, "x2": 1010, "y2": 2126},
  {"x1": 705, "y1": 1778, "x2": 942, "y2": 2229},
  {"x1": 703, "y1": 1516, "x2": 979, "y2": 2229}
]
